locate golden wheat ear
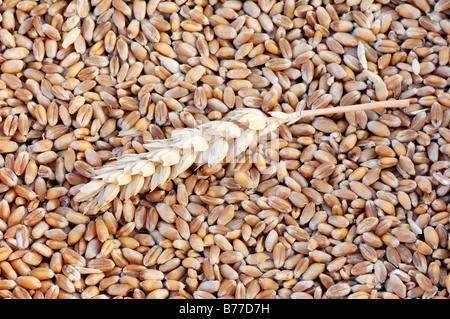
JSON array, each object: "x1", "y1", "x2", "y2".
[{"x1": 75, "y1": 99, "x2": 410, "y2": 211}]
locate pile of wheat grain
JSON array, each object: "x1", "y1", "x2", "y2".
[{"x1": 0, "y1": 0, "x2": 448, "y2": 299}]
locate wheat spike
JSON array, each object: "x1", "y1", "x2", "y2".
[{"x1": 75, "y1": 100, "x2": 410, "y2": 211}]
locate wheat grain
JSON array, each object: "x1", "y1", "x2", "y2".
[{"x1": 0, "y1": 0, "x2": 448, "y2": 301}]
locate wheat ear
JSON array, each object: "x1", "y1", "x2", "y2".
[{"x1": 75, "y1": 99, "x2": 410, "y2": 211}]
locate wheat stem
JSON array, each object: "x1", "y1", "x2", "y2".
[{"x1": 300, "y1": 99, "x2": 410, "y2": 118}]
